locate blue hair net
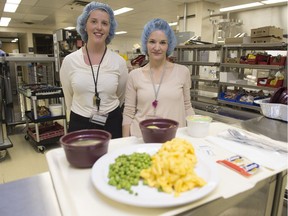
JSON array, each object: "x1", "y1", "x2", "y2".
[
  {"x1": 76, "y1": 1, "x2": 117, "y2": 44},
  {"x1": 141, "y1": 18, "x2": 177, "y2": 56}
]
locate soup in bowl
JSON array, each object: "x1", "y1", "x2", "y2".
[
  {"x1": 60, "y1": 129, "x2": 111, "y2": 168},
  {"x1": 139, "y1": 118, "x2": 179, "y2": 143}
]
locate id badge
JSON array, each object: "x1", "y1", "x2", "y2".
[{"x1": 90, "y1": 111, "x2": 108, "y2": 126}]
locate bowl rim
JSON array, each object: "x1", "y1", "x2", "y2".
[
  {"x1": 60, "y1": 129, "x2": 111, "y2": 147},
  {"x1": 186, "y1": 115, "x2": 212, "y2": 123},
  {"x1": 140, "y1": 118, "x2": 179, "y2": 126}
]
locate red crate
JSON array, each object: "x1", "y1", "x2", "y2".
[
  {"x1": 28, "y1": 122, "x2": 64, "y2": 141},
  {"x1": 269, "y1": 56, "x2": 286, "y2": 66},
  {"x1": 256, "y1": 54, "x2": 270, "y2": 65},
  {"x1": 247, "y1": 59, "x2": 257, "y2": 64}
]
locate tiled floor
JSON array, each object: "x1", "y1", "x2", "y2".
[{"x1": 0, "y1": 126, "x2": 59, "y2": 183}]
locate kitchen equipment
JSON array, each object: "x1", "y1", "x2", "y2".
[
  {"x1": 60, "y1": 129, "x2": 111, "y2": 168},
  {"x1": 139, "y1": 118, "x2": 178, "y2": 143}
]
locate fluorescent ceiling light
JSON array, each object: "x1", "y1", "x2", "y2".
[
  {"x1": 114, "y1": 7, "x2": 133, "y2": 16},
  {"x1": 261, "y1": 0, "x2": 288, "y2": 4},
  {"x1": 0, "y1": 17, "x2": 11, "y2": 26},
  {"x1": 7, "y1": 0, "x2": 21, "y2": 3},
  {"x1": 169, "y1": 22, "x2": 178, "y2": 26},
  {"x1": 4, "y1": 3, "x2": 19, "y2": 12},
  {"x1": 220, "y1": 2, "x2": 264, "y2": 12},
  {"x1": 64, "y1": 26, "x2": 76, "y2": 30},
  {"x1": 115, "y1": 31, "x2": 127, "y2": 35}
]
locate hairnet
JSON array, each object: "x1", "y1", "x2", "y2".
[
  {"x1": 141, "y1": 18, "x2": 177, "y2": 56},
  {"x1": 76, "y1": 1, "x2": 117, "y2": 44}
]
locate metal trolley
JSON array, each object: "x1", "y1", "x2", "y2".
[{"x1": 19, "y1": 84, "x2": 67, "y2": 152}]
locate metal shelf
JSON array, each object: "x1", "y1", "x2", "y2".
[
  {"x1": 176, "y1": 44, "x2": 221, "y2": 50},
  {"x1": 176, "y1": 43, "x2": 287, "y2": 119},
  {"x1": 217, "y1": 99, "x2": 261, "y2": 111},
  {"x1": 220, "y1": 63, "x2": 284, "y2": 70},
  {"x1": 177, "y1": 61, "x2": 220, "y2": 66},
  {"x1": 5, "y1": 56, "x2": 55, "y2": 62},
  {"x1": 223, "y1": 42, "x2": 287, "y2": 50},
  {"x1": 219, "y1": 82, "x2": 279, "y2": 91},
  {"x1": 191, "y1": 76, "x2": 219, "y2": 83}
]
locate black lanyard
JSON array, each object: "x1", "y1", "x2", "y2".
[{"x1": 85, "y1": 45, "x2": 107, "y2": 111}]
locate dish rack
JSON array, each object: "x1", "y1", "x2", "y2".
[{"x1": 20, "y1": 85, "x2": 67, "y2": 152}]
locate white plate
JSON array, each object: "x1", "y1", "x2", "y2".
[{"x1": 91, "y1": 144, "x2": 219, "y2": 208}]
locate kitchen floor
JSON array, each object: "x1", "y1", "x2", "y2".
[{"x1": 0, "y1": 125, "x2": 59, "y2": 183}]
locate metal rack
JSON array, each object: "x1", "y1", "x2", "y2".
[
  {"x1": 1, "y1": 54, "x2": 56, "y2": 133},
  {"x1": 19, "y1": 84, "x2": 67, "y2": 152},
  {"x1": 0, "y1": 58, "x2": 12, "y2": 157},
  {"x1": 175, "y1": 42, "x2": 287, "y2": 119}
]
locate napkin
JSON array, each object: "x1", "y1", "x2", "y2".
[{"x1": 205, "y1": 135, "x2": 287, "y2": 171}]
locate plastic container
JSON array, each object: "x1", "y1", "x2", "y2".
[
  {"x1": 49, "y1": 104, "x2": 62, "y2": 117},
  {"x1": 186, "y1": 115, "x2": 213, "y2": 138}
]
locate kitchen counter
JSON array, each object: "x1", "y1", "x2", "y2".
[
  {"x1": 0, "y1": 119, "x2": 287, "y2": 216},
  {"x1": 241, "y1": 116, "x2": 287, "y2": 142},
  {"x1": 0, "y1": 172, "x2": 61, "y2": 216}
]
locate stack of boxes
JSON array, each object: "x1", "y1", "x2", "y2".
[{"x1": 250, "y1": 26, "x2": 283, "y2": 43}]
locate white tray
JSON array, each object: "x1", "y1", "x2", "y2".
[
  {"x1": 254, "y1": 98, "x2": 287, "y2": 122},
  {"x1": 45, "y1": 124, "x2": 280, "y2": 216}
]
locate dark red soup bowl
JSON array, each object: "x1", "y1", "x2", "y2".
[
  {"x1": 60, "y1": 129, "x2": 111, "y2": 168},
  {"x1": 139, "y1": 118, "x2": 179, "y2": 143}
]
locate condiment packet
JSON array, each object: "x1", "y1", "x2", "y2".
[{"x1": 217, "y1": 155, "x2": 260, "y2": 177}]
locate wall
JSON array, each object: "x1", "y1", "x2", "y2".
[
  {"x1": 177, "y1": 3, "x2": 287, "y2": 43},
  {"x1": 109, "y1": 36, "x2": 141, "y2": 56},
  {"x1": 0, "y1": 27, "x2": 54, "y2": 53},
  {"x1": 1, "y1": 43, "x2": 19, "y2": 53},
  {"x1": 232, "y1": 6, "x2": 287, "y2": 36}
]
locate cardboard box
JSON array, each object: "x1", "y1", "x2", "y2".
[
  {"x1": 225, "y1": 57, "x2": 240, "y2": 63},
  {"x1": 220, "y1": 72, "x2": 238, "y2": 82},
  {"x1": 251, "y1": 26, "x2": 283, "y2": 38},
  {"x1": 225, "y1": 37, "x2": 251, "y2": 44},
  {"x1": 251, "y1": 37, "x2": 283, "y2": 44}
]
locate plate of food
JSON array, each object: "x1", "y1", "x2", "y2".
[{"x1": 91, "y1": 139, "x2": 219, "y2": 208}]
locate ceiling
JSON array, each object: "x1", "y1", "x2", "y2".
[{"x1": 0, "y1": 0, "x2": 286, "y2": 40}]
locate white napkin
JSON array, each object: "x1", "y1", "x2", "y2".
[{"x1": 205, "y1": 135, "x2": 287, "y2": 171}]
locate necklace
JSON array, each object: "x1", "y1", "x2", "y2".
[{"x1": 149, "y1": 63, "x2": 166, "y2": 114}]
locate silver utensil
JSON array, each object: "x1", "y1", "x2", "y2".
[{"x1": 226, "y1": 129, "x2": 288, "y2": 154}]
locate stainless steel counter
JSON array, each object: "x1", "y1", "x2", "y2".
[
  {"x1": 241, "y1": 116, "x2": 287, "y2": 142},
  {"x1": 0, "y1": 172, "x2": 61, "y2": 216}
]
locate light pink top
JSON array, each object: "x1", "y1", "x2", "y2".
[{"x1": 123, "y1": 63, "x2": 195, "y2": 137}]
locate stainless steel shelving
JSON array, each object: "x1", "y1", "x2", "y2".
[{"x1": 175, "y1": 42, "x2": 287, "y2": 119}]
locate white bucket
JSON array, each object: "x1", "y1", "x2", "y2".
[
  {"x1": 186, "y1": 115, "x2": 212, "y2": 138},
  {"x1": 49, "y1": 104, "x2": 63, "y2": 117}
]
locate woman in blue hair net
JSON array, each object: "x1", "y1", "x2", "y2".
[
  {"x1": 122, "y1": 18, "x2": 195, "y2": 137},
  {"x1": 60, "y1": 1, "x2": 128, "y2": 138}
]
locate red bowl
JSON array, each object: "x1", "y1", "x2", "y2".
[
  {"x1": 139, "y1": 118, "x2": 179, "y2": 143},
  {"x1": 60, "y1": 129, "x2": 111, "y2": 168}
]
